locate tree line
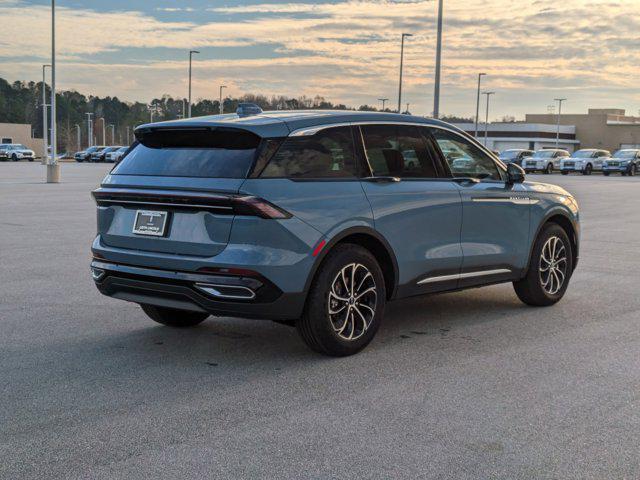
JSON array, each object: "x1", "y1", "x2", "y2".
[{"x1": 0, "y1": 77, "x2": 472, "y2": 152}]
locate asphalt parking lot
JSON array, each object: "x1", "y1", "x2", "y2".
[{"x1": 2, "y1": 163, "x2": 640, "y2": 479}]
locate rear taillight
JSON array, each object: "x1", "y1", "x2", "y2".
[{"x1": 232, "y1": 196, "x2": 291, "y2": 219}]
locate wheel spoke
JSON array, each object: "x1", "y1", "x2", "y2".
[{"x1": 328, "y1": 262, "x2": 378, "y2": 342}]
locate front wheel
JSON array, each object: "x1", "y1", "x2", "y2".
[
  {"x1": 561, "y1": 171, "x2": 569, "y2": 175},
  {"x1": 583, "y1": 164, "x2": 593, "y2": 175},
  {"x1": 11, "y1": 154, "x2": 18, "y2": 162},
  {"x1": 297, "y1": 244, "x2": 386, "y2": 356},
  {"x1": 629, "y1": 165, "x2": 636, "y2": 177},
  {"x1": 514, "y1": 224, "x2": 573, "y2": 306},
  {"x1": 545, "y1": 163, "x2": 553, "y2": 174},
  {"x1": 603, "y1": 172, "x2": 610, "y2": 176},
  {"x1": 140, "y1": 304, "x2": 209, "y2": 327}
]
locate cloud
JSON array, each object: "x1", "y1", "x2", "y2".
[{"x1": 1, "y1": 0, "x2": 640, "y2": 117}]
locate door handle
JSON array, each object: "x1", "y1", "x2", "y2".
[
  {"x1": 451, "y1": 177, "x2": 480, "y2": 185},
  {"x1": 362, "y1": 176, "x2": 401, "y2": 183}
]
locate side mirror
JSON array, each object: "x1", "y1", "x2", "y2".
[{"x1": 507, "y1": 163, "x2": 525, "y2": 184}]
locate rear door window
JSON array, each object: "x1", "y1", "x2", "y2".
[
  {"x1": 260, "y1": 126, "x2": 358, "y2": 178},
  {"x1": 112, "y1": 128, "x2": 260, "y2": 178},
  {"x1": 360, "y1": 124, "x2": 439, "y2": 178}
]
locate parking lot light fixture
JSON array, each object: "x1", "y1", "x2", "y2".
[
  {"x1": 397, "y1": 33, "x2": 413, "y2": 113},
  {"x1": 188, "y1": 50, "x2": 200, "y2": 118},
  {"x1": 47, "y1": 0, "x2": 60, "y2": 183},
  {"x1": 433, "y1": 0, "x2": 444, "y2": 119},
  {"x1": 74, "y1": 124, "x2": 80, "y2": 151},
  {"x1": 474, "y1": 73, "x2": 486, "y2": 137},
  {"x1": 483, "y1": 91, "x2": 495, "y2": 146},
  {"x1": 85, "y1": 113, "x2": 93, "y2": 148},
  {"x1": 555, "y1": 98, "x2": 567, "y2": 148},
  {"x1": 109, "y1": 124, "x2": 115, "y2": 145},
  {"x1": 378, "y1": 98, "x2": 389, "y2": 111},
  {"x1": 219, "y1": 85, "x2": 227, "y2": 115}
]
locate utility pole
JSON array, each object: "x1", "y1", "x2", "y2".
[
  {"x1": 378, "y1": 98, "x2": 389, "y2": 111},
  {"x1": 554, "y1": 98, "x2": 567, "y2": 148},
  {"x1": 433, "y1": 0, "x2": 444, "y2": 119},
  {"x1": 85, "y1": 113, "x2": 93, "y2": 147},
  {"x1": 483, "y1": 91, "x2": 495, "y2": 147},
  {"x1": 188, "y1": 50, "x2": 200, "y2": 118},
  {"x1": 47, "y1": 0, "x2": 60, "y2": 182},
  {"x1": 41, "y1": 64, "x2": 51, "y2": 165},
  {"x1": 219, "y1": 85, "x2": 227, "y2": 115},
  {"x1": 474, "y1": 72, "x2": 486, "y2": 137},
  {"x1": 397, "y1": 33, "x2": 413, "y2": 113}
]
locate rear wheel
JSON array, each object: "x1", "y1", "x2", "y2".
[
  {"x1": 297, "y1": 244, "x2": 386, "y2": 356},
  {"x1": 140, "y1": 304, "x2": 209, "y2": 327},
  {"x1": 514, "y1": 224, "x2": 573, "y2": 306}
]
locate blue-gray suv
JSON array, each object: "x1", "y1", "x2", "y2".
[{"x1": 91, "y1": 109, "x2": 580, "y2": 356}]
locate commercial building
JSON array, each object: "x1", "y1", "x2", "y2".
[
  {"x1": 453, "y1": 122, "x2": 579, "y2": 152},
  {"x1": 0, "y1": 123, "x2": 42, "y2": 153},
  {"x1": 525, "y1": 109, "x2": 640, "y2": 153}
]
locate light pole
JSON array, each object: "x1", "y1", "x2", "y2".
[
  {"x1": 109, "y1": 124, "x2": 115, "y2": 145},
  {"x1": 397, "y1": 33, "x2": 413, "y2": 113},
  {"x1": 188, "y1": 50, "x2": 200, "y2": 118},
  {"x1": 433, "y1": 0, "x2": 444, "y2": 119},
  {"x1": 85, "y1": 113, "x2": 93, "y2": 148},
  {"x1": 474, "y1": 72, "x2": 486, "y2": 137},
  {"x1": 97, "y1": 117, "x2": 106, "y2": 145},
  {"x1": 47, "y1": 0, "x2": 60, "y2": 182},
  {"x1": 378, "y1": 98, "x2": 389, "y2": 111},
  {"x1": 483, "y1": 91, "x2": 495, "y2": 146},
  {"x1": 126, "y1": 126, "x2": 131, "y2": 145},
  {"x1": 406, "y1": 102, "x2": 410, "y2": 114},
  {"x1": 554, "y1": 98, "x2": 567, "y2": 148},
  {"x1": 74, "y1": 124, "x2": 81, "y2": 151},
  {"x1": 219, "y1": 85, "x2": 227, "y2": 115},
  {"x1": 41, "y1": 64, "x2": 51, "y2": 165}
]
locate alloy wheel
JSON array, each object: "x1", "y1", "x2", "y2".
[
  {"x1": 328, "y1": 263, "x2": 377, "y2": 341},
  {"x1": 539, "y1": 236, "x2": 568, "y2": 295}
]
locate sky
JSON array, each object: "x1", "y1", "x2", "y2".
[{"x1": 1, "y1": 0, "x2": 640, "y2": 119}]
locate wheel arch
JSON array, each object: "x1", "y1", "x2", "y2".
[
  {"x1": 304, "y1": 227, "x2": 399, "y2": 301},
  {"x1": 527, "y1": 210, "x2": 579, "y2": 274}
]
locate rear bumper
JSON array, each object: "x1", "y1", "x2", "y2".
[{"x1": 91, "y1": 260, "x2": 306, "y2": 320}]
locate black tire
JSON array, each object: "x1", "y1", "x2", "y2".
[
  {"x1": 140, "y1": 304, "x2": 209, "y2": 327},
  {"x1": 629, "y1": 165, "x2": 636, "y2": 177},
  {"x1": 561, "y1": 171, "x2": 569, "y2": 175},
  {"x1": 603, "y1": 172, "x2": 610, "y2": 176},
  {"x1": 583, "y1": 164, "x2": 593, "y2": 175},
  {"x1": 296, "y1": 243, "x2": 386, "y2": 356},
  {"x1": 514, "y1": 223, "x2": 573, "y2": 307},
  {"x1": 544, "y1": 163, "x2": 553, "y2": 174},
  {"x1": 11, "y1": 154, "x2": 18, "y2": 162}
]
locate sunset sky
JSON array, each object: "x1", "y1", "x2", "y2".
[{"x1": 1, "y1": 0, "x2": 639, "y2": 119}]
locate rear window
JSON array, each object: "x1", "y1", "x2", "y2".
[{"x1": 112, "y1": 128, "x2": 260, "y2": 178}]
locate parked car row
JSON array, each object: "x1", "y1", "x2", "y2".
[
  {"x1": 498, "y1": 147, "x2": 639, "y2": 176},
  {"x1": 0, "y1": 144, "x2": 36, "y2": 162},
  {"x1": 74, "y1": 145, "x2": 129, "y2": 163}
]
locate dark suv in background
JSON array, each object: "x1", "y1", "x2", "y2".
[{"x1": 91, "y1": 109, "x2": 580, "y2": 356}]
